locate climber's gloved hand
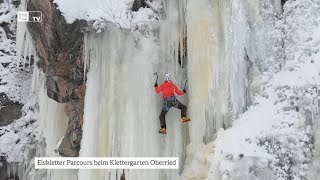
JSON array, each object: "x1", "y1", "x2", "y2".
[
  {"x1": 183, "y1": 89, "x2": 186, "y2": 93},
  {"x1": 154, "y1": 83, "x2": 158, "y2": 87}
]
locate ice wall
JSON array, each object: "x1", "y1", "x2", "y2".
[
  {"x1": 159, "y1": 0, "x2": 187, "y2": 78},
  {"x1": 78, "y1": 0, "x2": 280, "y2": 179},
  {"x1": 309, "y1": 117, "x2": 320, "y2": 180},
  {"x1": 38, "y1": 85, "x2": 78, "y2": 180},
  {"x1": 14, "y1": 0, "x2": 284, "y2": 179},
  {"x1": 183, "y1": 0, "x2": 281, "y2": 178},
  {"x1": 79, "y1": 20, "x2": 187, "y2": 180},
  {"x1": 186, "y1": 0, "x2": 217, "y2": 144},
  {"x1": 186, "y1": 0, "x2": 279, "y2": 144}
]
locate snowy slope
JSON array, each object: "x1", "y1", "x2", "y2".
[
  {"x1": 0, "y1": 0, "x2": 41, "y2": 163},
  {"x1": 188, "y1": 0, "x2": 320, "y2": 179},
  {"x1": 0, "y1": 0, "x2": 31, "y2": 103}
]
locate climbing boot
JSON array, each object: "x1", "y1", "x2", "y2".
[
  {"x1": 182, "y1": 117, "x2": 191, "y2": 123},
  {"x1": 159, "y1": 128, "x2": 167, "y2": 134}
]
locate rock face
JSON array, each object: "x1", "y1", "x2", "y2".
[
  {"x1": 27, "y1": 0, "x2": 87, "y2": 157},
  {"x1": 0, "y1": 21, "x2": 15, "y2": 40},
  {"x1": 281, "y1": 0, "x2": 287, "y2": 5},
  {"x1": 0, "y1": 93, "x2": 23, "y2": 127},
  {"x1": 132, "y1": 0, "x2": 147, "y2": 11}
]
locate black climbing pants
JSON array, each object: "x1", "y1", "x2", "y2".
[{"x1": 159, "y1": 96, "x2": 187, "y2": 129}]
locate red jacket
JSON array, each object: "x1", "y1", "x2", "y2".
[{"x1": 155, "y1": 81, "x2": 185, "y2": 99}]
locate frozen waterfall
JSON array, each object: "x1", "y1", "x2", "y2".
[
  {"x1": 78, "y1": 0, "x2": 273, "y2": 178},
  {"x1": 38, "y1": 86, "x2": 78, "y2": 180},
  {"x1": 79, "y1": 23, "x2": 188, "y2": 180},
  {"x1": 15, "y1": 0, "x2": 284, "y2": 179},
  {"x1": 186, "y1": 0, "x2": 273, "y2": 144}
]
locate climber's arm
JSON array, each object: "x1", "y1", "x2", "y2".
[
  {"x1": 155, "y1": 83, "x2": 163, "y2": 94},
  {"x1": 174, "y1": 85, "x2": 185, "y2": 96}
]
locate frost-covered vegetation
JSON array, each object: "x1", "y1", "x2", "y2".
[
  {"x1": 206, "y1": 1, "x2": 320, "y2": 179},
  {"x1": 0, "y1": 0, "x2": 40, "y2": 163}
]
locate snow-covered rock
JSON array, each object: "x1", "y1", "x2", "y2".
[
  {"x1": 204, "y1": 0, "x2": 320, "y2": 179},
  {"x1": 0, "y1": 0, "x2": 40, "y2": 164}
]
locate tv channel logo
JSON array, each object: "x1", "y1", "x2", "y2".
[{"x1": 18, "y1": 11, "x2": 42, "y2": 22}]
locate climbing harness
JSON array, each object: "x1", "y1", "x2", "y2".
[{"x1": 162, "y1": 96, "x2": 178, "y2": 112}]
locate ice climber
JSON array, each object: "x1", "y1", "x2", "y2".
[{"x1": 154, "y1": 73, "x2": 190, "y2": 134}]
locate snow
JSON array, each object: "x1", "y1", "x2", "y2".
[
  {"x1": 182, "y1": 142, "x2": 214, "y2": 179},
  {"x1": 0, "y1": 0, "x2": 41, "y2": 164},
  {"x1": 197, "y1": 0, "x2": 320, "y2": 180},
  {"x1": 0, "y1": 96, "x2": 41, "y2": 162},
  {"x1": 207, "y1": 92, "x2": 313, "y2": 179},
  {"x1": 53, "y1": 0, "x2": 131, "y2": 25},
  {"x1": 53, "y1": 0, "x2": 161, "y2": 30}
]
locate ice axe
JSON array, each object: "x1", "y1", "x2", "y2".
[
  {"x1": 153, "y1": 72, "x2": 158, "y2": 87},
  {"x1": 183, "y1": 80, "x2": 188, "y2": 92}
]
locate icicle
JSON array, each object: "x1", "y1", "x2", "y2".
[
  {"x1": 38, "y1": 84, "x2": 78, "y2": 180},
  {"x1": 79, "y1": 18, "x2": 187, "y2": 179},
  {"x1": 53, "y1": 0, "x2": 189, "y2": 179},
  {"x1": 83, "y1": 34, "x2": 87, "y2": 81},
  {"x1": 30, "y1": 57, "x2": 38, "y2": 95},
  {"x1": 16, "y1": 0, "x2": 27, "y2": 68},
  {"x1": 159, "y1": 0, "x2": 187, "y2": 85},
  {"x1": 16, "y1": 0, "x2": 41, "y2": 96},
  {"x1": 27, "y1": 45, "x2": 32, "y2": 66},
  {"x1": 16, "y1": 0, "x2": 36, "y2": 69},
  {"x1": 22, "y1": 33, "x2": 29, "y2": 68}
]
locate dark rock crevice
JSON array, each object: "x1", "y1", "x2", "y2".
[
  {"x1": 0, "y1": 21, "x2": 15, "y2": 40},
  {"x1": 131, "y1": 0, "x2": 147, "y2": 12},
  {"x1": 0, "y1": 93, "x2": 23, "y2": 127},
  {"x1": 281, "y1": 0, "x2": 287, "y2": 6}
]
